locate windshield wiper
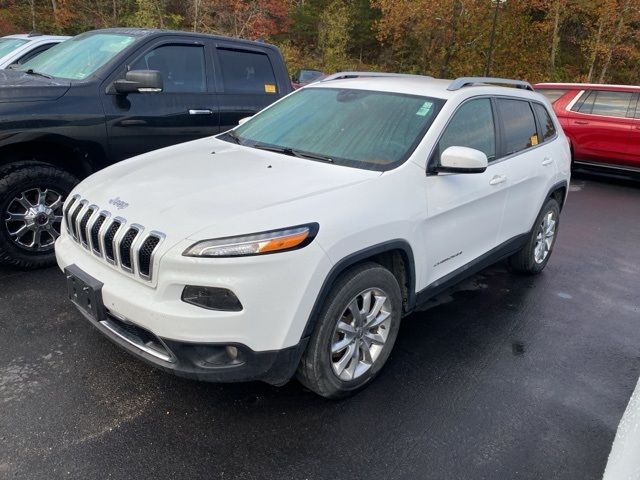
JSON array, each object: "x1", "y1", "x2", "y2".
[
  {"x1": 24, "y1": 69, "x2": 53, "y2": 79},
  {"x1": 220, "y1": 130, "x2": 242, "y2": 144},
  {"x1": 252, "y1": 144, "x2": 334, "y2": 163}
]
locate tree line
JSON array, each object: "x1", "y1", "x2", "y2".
[{"x1": 1, "y1": 0, "x2": 639, "y2": 84}]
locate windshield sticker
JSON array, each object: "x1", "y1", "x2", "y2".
[
  {"x1": 264, "y1": 84, "x2": 276, "y2": 93},
  {"x1": 530, "y1": 134, "x2": 539, "y2": 146},
  {"x1": 416, "y1": 102, "x2": 433, "y2": 116}
]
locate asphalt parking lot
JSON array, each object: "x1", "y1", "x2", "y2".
[{"x1": 1, "y1": 173, "x2": 639, "y2": 480}]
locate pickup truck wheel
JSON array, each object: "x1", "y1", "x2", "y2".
[
  {"x1": 297, "y1": 262, "x2": 402, "y2": 398},
  {"x1": 508, "y1": 198, "x2": 560, "y2": 275},
  {"x1": 0, "y1": 163, "x2": 78, "y2": 269}
]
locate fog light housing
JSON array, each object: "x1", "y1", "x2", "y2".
[{"x1": 181, "y1": 285, "x2": 243, "y2": 311}]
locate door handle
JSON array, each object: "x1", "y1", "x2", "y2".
[
  {"x1": 189, "y1": 109, "x2": 213, "y2": 115},
  {"x1": 542, "y1": 157, "x2": 553, "y2": 166},
  {"x1": 489, "y1": 174, "x2": 507, "y2": 185},
  {"x1": 574, "y1": 120, "x2": 589, "y2": 125}
]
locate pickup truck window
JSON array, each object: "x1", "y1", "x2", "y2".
[
  {"x1": 217, "y1": 48, "x2": 277, "y2": 94},
  {"x1": 228, "y1": 87, "x2": 443, "y2": 170},
  {"x1": 131, "y1": 45, "x2": 206, "y2": 93},
  {"x1": 17, "y1": 33, "x2": 134, "y2": 80}
]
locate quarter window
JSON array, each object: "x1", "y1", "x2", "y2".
[
  {"x1": 496, "y1": 99, "x2": 538, "y2": 155},
  {"x1": 437, "y1": 98, "x2": 496, "y2": 161},
  {"x1": 131, "y1": 45, "x2": 206, "y2": 93},
  {"x1": 532, "y1": 103, "x2": 556, "y2": 141},
  {"x1": 536, "y1": 89, "x2": 568, "y2": 103},
  {"x1": 217, "y1": 48, "x2": 277, "y2": 94},
  {"x1": 571, "y1": 90, "x2": 633, "y2": 118}
]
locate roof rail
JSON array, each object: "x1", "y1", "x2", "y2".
[
  {"x1": 320, "y1": 71, "x2": 432, "y2": 82},
  {"x1": 447, "y1": 77, "x2": 533, "y2": 91}
]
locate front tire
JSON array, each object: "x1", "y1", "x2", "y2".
[
  {"x1": 297, "y1": 262, "x2": 403, "y2": 398},
  {"x1": 0, "y1": 162, "x2": 78, "y2": 269},
  {"x1": 508, "y1": 197, "x2": 560, "y2": 275}
]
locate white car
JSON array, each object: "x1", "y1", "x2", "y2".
[
  {"x1": 0, "y1": 33, "x2": 70, "y2": 69},
  {"x1": 55, "y1": 73, "x2": 571, "y2": 398}
]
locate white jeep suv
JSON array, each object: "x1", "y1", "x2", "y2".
[{"x1": 55, "y1": 73, "x2": 571, "y2": 398}]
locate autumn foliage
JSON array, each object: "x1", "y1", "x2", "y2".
[{"x1": 1, "y1": 0, "x2": 638, "y2": 84}]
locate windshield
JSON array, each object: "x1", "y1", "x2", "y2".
[
  {"x1": 17, "y1": 33, "x2": 135, "y2": 80},
  {"x1": 0, "y1": 38, "x2": 28, "y2": 58},
  {"x1": 227, "y1": 87, "x2": 444, "y2": 170}
]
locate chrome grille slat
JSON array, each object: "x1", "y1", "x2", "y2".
[
  {"x1": 78, "y1": 206, "x2": 96, "y2": 248},
  {"x1": 67, "y1": 198, "x2": 164, "y2": 282}
]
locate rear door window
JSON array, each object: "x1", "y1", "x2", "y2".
[
  {"x1": 571, "y1": 90, "x2": 633, "y2": 118},
  {"x1": 217, "y1": 48, "x2": 277, "y2": 94},
  {"x1": 536, "y1": 89, "x2": 568, "y2": 103},
  {"x1": 496, "y1": 98, "x2": 539, "y2": 155},
  {"x1": 130, "y1": 44, "x2": 206, "y2": 93},
  {"x1": 532, "y1": 103, "x2": 557, "y2": 141}
]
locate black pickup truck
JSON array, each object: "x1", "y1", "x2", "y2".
[{"x1": 0, "y1": 28, "x2": 292, "y2": 268}]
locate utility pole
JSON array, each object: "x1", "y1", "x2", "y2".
[{"x1": 484, "y1": 0, "x2": 506, "y2": 76}]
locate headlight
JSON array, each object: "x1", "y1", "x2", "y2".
[{"x1": 183, "y1": 223, "x2": 319, "y2": 257}]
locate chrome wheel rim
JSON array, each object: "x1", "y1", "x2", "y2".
[
  {"x1": 330, "y1": 288, "x2": 392, "y2": 381},
  {"x1": 534, "y1": 210, "x2": 556, "y2": 264},
  {"x1": 4, "y1": 188, "x2": 64, "y2": 251}
]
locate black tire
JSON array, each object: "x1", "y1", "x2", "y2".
[
  {"x1": 297, "y1": 262, "x2": 403, "y2": 399},
  {"x1": 0, "y1": 162, "x2": 78, "y2": 269},
  {"x1": 508, "y1": 197, "x2": 560, "y2": 275}
]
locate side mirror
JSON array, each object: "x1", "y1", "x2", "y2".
[
  {"x1": 437, "y1": 146, "x2": 488, "y2": 174},
  {"x1": 237, "y1": 116, "x2": 252, "y2": 126},
  {"x1": 113, "y1": 70, "x2": 163, "y2": 94}
]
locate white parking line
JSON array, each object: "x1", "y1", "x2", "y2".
[{"x1": 603, "y1": 375, "x2": 640, "y2": 480}]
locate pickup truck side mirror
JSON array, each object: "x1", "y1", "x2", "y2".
[
  {"x1": 436, "y1": 146, "x2": 488, "y2": 174},
  {"x1": 113, "y1": 70, "x2": 163, "y2": 94}
]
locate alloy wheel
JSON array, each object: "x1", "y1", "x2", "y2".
[
  {"x1": 534, "y1": 210, "x2": 556, "y2": 264},
  {"x1": 4, "y1": 188, "x2": 64, "y2": 252},
  {"x1": 330, "y1": 288, "x2": 392, "y2": 381}
]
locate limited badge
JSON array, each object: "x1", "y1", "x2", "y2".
[{"x1": 264, "y1": 84, "x2": 276, "y2": 93}]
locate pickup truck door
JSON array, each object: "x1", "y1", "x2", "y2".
[
  {"x1": 101, "y1": 37, "x2": 220, "y2": 162},
  {"x1": 212, "y1": 42, "x2": 284, "y2": 132}
]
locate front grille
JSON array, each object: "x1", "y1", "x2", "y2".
[
  {"x1": 69, "y1": 202, "x2": 84, "y2": 239},
  {"x1": 66, "y1": 197, "x2": 164, "y2": 282},
  {"x1": 119, "y1": 228, "x2": 139, "y2": 270},
  {"x1": 103, "y1": 220, "x2": 122, "y2": 262},
  {"x1": 90, "y1": 214, "x2": 107, "y2": 254},
  {"x1": 139, "y1": 235, "x2": 161, "y2": 278},
  {"x1": 78, "y1": 207, "x2": 95, "y2": 246},
  {"x1": 64, "y1": 196, "x2": 78, "y2": 233}
]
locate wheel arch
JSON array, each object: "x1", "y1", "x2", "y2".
[
  {"x1": 301, "y1": 240, "x2": 416, "y2": 339},
  {"x1": 0, "y1": 136, "x2": 105, "y2": 180},
  {"x1": 547, "y1": 180, "x2": 568, "y2": 210}
]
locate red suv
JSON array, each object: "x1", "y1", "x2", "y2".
[{"x1": 534, "y1": 83, "x2": 640, "y2": 174}]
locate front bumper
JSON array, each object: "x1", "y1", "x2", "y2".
[{"x1": 72, "y1": 300, "x2": 308, "y2": 385}]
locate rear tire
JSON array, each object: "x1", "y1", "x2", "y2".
[
  {"x1": 0, "y1": 162, "x2": 78, "y2": 269},
  {"x1": 297, "y1": 262, "x2": 403, "y2": 399},
  {"x1": 508, "y1": 198, "x2": 560, "y2": 275}
]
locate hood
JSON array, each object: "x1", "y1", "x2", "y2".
[
  {"x1": 73, "y1": 137, "x2": 380, "y2": 243},
  {"x1": 0, "y1": 70, "x2": 71, "y2": 103}
]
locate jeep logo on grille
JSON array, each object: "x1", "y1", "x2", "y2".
[{"x1": 108, "y1": 197, "x2": 129, "y2": 210}]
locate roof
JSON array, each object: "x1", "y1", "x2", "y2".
[
  {"x1": 86, "y1": 28, "x2": 277, "y2": 50},
  {"x1": 2, "y1": 34, "x2": 70, "y2": 41},
  {"x1": 535, "y1": 82, "x2": 640, "y2": 91},
  {"x1": 307, "y1": 73, "x2": 540, "y2": 101}
]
